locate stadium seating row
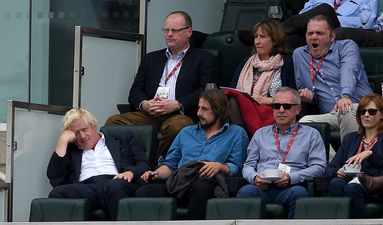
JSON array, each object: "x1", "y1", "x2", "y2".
[{"x1": 29, "y1": 197, "x2": 353, "y2": 221}]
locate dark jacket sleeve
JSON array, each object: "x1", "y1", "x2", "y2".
[
  {"x1": 325, "y1": 132, "x2": 359, "y2": 177},
  {"x1": 230, "y1": 58, "x2": 248, "y2": 88},
  {"x1": 47, "y1": 144, "x2": 78, "y2": 187},
  {"x1": 128, "y1": 50, "x2": 166, "y2": 110},
  {"x1": 174, "y1": 48, "x2": 218, "y2": 120},
  {"x1": 281, "y1": 54, "x2": 297, "y2": 90},
  {"x1": 115, "y1": 133, "x2": 150, "y2": 180},
  {"x1": 362, "y1": 134, "x2": 383, "y2": 176}
]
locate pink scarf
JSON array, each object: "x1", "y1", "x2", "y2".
[{"x1": 236, "y1": 54, "x2": 284, "y2": 99}]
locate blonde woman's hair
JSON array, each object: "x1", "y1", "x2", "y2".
[{"x1": 62, "y1": 108, "x2": 97, "y2": 131}]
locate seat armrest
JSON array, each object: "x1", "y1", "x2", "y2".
[
  {"x1": 312, "y1": 176, "x2": 332, "y2": 196},
  {"x1": 117, "y1": 104, "x2": 134, "y2": 114},
  {"x1": 226, "y1": 176, "x2": 248, "y2": 197}
]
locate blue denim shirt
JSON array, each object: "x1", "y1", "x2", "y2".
[
  {"x1": 243, "y1": 124, "x2": 327, "y2": 185},
  {"x1": 159, "y1": 123, "x2": 249, "y2": 176},
  {"x1": 293, "y1": 39, "x2": 372, "y2": 113}
]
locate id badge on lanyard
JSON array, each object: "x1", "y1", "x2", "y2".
[{"x1": 155, "y1": 86, "x2": 170, "y2": 99}]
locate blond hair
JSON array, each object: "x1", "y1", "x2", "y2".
[{"x1": 62, "y1": 108, "x2": 97, "y2": 131}]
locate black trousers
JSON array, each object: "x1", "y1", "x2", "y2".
[
  {"x1": 135, "y1": 177, "x2": 216, "y2": 220},
  {"x1": 49, "y1": 175, "x2": 137, "y2": 220}
]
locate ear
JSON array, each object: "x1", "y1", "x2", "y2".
[
  {"x1": 295, "y1": 106, "x2": 302, "y2": 117},
  {"x1": 330, "y1": 30, "x2": 336, "y2": 42},
  {"x1": 187, "y1": 27, "x2": 192, "y2": 37}
]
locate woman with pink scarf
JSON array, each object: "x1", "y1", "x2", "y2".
[{"x1": 226, "y1": 19, "x2": 297, "y2": 136}]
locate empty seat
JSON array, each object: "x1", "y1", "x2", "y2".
[
  {"x1": 202, "y1": 31, "x2": 251, "y2": 87},
  {"x1": 294, "y1": 197, "x2": 351, "y2": 219},
  {"x1": 299, "y1": 122, "x2": 331, "y2": 163},
  {"x1": 29, "y1": 198, "x2": 89, "y2": 222},
  {"x1": 206, "y1": 198, "x2": 265, "y2": 219},
  {"x1": 100, "y1": 124, "x2": 158, "y2": 169},
  {"x1": 266, "y1": 203, "x2": 288, "y2": 219},
  {"x1": 366, "y1": 202, "x2": 383, "y2": 218},
  {"x1": 220, "y1": 0, "x2": 286, "y2": 31},
  {"x1": 360, "y1": 47, "x2": 383, "y2": 96},
  {"x1": 117, "y1": 197, "x2": 176, "y2": 221}
]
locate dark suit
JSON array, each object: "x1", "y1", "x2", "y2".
[
  {"x1": 128, "y1": 47, "x2": 218, "y2": 121},
  {"x1": 106, "y1": 47, "x2": 218, "y2": 157},
  {"x1": 47, "y1": 132, "x2": 150, "y2": 220}
]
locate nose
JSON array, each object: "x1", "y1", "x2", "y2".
[
  {"x1": 77, "y1": 131, "x2": 86, "y2": 139},
  {"x1": 197, "y1": 108, "x2": 202, "y2": 117}
]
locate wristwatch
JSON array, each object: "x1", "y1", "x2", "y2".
[{"x1": 341, "y1": 93, "x2": 351, "y2": 99}]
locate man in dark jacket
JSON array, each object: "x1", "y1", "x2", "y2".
[
  {"x1": 105, "y1": 10, "x2": 218, "y2": 158},
  {"x1": 47, "y1": 108, "x2": 149, "y2": 220}
]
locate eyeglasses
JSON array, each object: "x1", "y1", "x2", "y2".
[
  {"x1": 358, "y1": 108, "x2": 379, "y2": 116},
  {"x1": 162, "y1": 26, "x2": 190, "y2": 34},
  {"x1": 271, "y1": 103, "x2": 298, "y2": 110}
]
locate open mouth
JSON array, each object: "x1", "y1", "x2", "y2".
[{"x1": 312, "y1": 43, "x2": 319, "y2": 48}]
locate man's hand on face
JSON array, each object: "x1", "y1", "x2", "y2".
[
  {"x1": 60, "y1": 129, "x2": 76, "y2": 144},
  {"x1": 55, "y1": 129, "x2": 76, "y2": 157}
]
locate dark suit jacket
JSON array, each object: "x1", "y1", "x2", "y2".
[
  {"x1": 128, "y1": 47, "x2": 218, "y2": 121},
  {"x1": 47, "y1": 133, "x2": 150, "y2": 187},
  {"x1": 325, "y1": 132, "x2": 383, "y2": 177}
]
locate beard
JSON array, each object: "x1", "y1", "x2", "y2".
[{"x1": 199, "y1": 117, "x2": 218, "y2": 129}]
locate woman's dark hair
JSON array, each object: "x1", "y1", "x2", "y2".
[{"x1": 356, "y1": 93, "x2": 383, "y2": 136}]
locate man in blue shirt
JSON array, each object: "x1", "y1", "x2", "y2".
[
  {"x1": 135, "y1": 89, "x2": 249, "y2": 220},
  {"x1": 294, "y1": 14, "x2": 372, "y2": 142},
  {"x1": 236, "y1": 87, "x2": 327, "y2": 218}
]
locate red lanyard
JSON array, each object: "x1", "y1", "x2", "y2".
[
  {"x1": 273, "y1": 125, "x2": 300, "y2": 163},
  {"x1": 333, "y1": 0, "x2": 344, "y2": 10},
  {"x1": 309, "y1": 53, "x2": 324, "y2": 84},
  {"x1": 356, "y1": 134, "x2": 378, "y2": 154},
  {"x1": 165, "y1": 60, "x2": 183, "y2": 85}
]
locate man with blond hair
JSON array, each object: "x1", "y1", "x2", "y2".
[{"x1": 47, "y1": 108, "x2": 149, "y2": 220}]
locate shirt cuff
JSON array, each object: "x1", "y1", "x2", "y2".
[
  {"x1": 178, "y1": 101, "x2": 184, "y2": 114},
  {"x1": 138, "y1": 101, "x2": 144, "y2": 111}
]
